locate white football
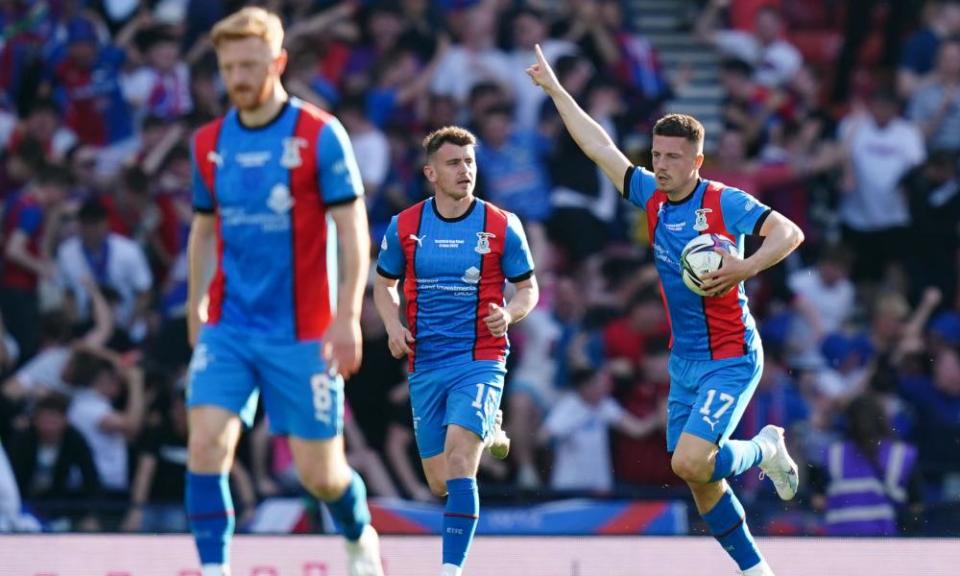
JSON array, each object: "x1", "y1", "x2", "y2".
[{"x1": 680, "y1": 233, "x2": 738, "y2": 296}]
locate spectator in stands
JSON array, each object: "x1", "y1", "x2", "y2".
[
  {"x1": 839, "y1": 88, "x2": 926, "y2": 284},
  {"x1": 430, "y1": 2, "x2": 511, "y2": 104},
  {"x1": 541, "y1": 367, "x2": 660, "y2": 493},
  {"x1": 787, "y1": 244, "x2": 856, "y2": 354},
  {"x1": 810, "y1": 394, "x2": 923, "y2": 536},
  {"x1": 43, "y1": 16, "x2": 138, "y2": 161},
  {"x1": 65, "y1": 346, "x2": 145, "y2": 497},
  {"x1": 56, "y1": 198, "x2": 153, "y2": 342},
  {"x1": 506, "y1": 6, "x2": 577, "y2": 132},
  {"x1": 1, "y1": 167, "x2": 70, "y2": 359},
  {"x1": 613, "y1": 336, "x2": 676, "y2": 487},
  {"x1": 123, "y1": 25, "x2": 193, "y2": 122},
  {"x1": 902, "y1": 150, "x2": 960, "y2": 307},
  {"x1": 7, "y1": 393, "x2": 102, "y2": 530},
  {"x1": 908, "y1": 38, "x2": 960, "y2": 153},
  {"x1": 2, "y1": 281, "x2": 112, "y2": 419},
  {"x1": 338, "y1": 96, "x2": 389, "y2": 199},
  {"x1": 898, "y1": 0, "x2": 960, "y2": 99},
  {"x1": 696, "y1": 0, "x2": 802, "y2": 88},
  {"x1": 475, "y1": 105, "x2": 552, "y2": 265},
  {"x1": 5, "y1": 98, "x2": 77, "y2": 164}
]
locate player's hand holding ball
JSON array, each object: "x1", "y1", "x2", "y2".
[
  {"x1": 681, "y1": 233, "x2": 755, "y2": 297},
  {"x1": 484, "y1": 303, "x2": 512, "y2": 338},
  {"x1": 385, "y1": 322, "x2": 415, "y2": 359}
]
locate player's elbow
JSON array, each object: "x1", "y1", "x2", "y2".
[{"x1": 788, "y1": 221, "x2": 805, "y2": 249}]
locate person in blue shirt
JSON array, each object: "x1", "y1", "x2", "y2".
[
  {"x1": 185, "y1": 8, "x2": 382, "y2": 576},
  {"x1": 374, "y1": 126, "x2": 538, "y2": 576},
  {"x1": 528, "y1": 45, "x2": 804, "y2": 576}
]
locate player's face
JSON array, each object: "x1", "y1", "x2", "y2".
[
  {"x1": 424, "y1": 143, "x2": 477, "y2": 201},
  {"x1": 651, "y1": 135, "x2": 703, "y2": 194},
  {"x1": 216, "y1": 37, "x2": 287, "y2": 111}
]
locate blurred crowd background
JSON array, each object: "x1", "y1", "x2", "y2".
[{"x1": 0, "y1": 0, "x2": 958, "y2": 538}]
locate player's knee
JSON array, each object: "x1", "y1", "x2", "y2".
[
  {"x1": 445, "y1": 451, "x2": 477, "y2": 479},
  {"x1": 427, "y1": 478, "x2": 448, "y2": 499},
  {"x1": 671, "y1": 452, "x2": 711, "y2": 484},
  {"x1": 301, "y1": 468, "x2": 350, "y2": 501},
  {"x1": 187, "y1": 430, "x2": 231, "y2": 471}
]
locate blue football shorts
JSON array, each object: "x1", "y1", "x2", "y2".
[
  {"x1": 408, "y1": 360, "x2": 506, "y2": 459},
  {"x1": 666, "y1": 348, "x2": 763, "y2": 452},
  {"x1": 186, "y1": 324, "x2": 343, "y2": 439}
]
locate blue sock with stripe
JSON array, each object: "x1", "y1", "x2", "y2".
[
  {"x1": 324, "y1": 470, "x2": 371, "y2": 541},
  {"x1": 442, "y1": 477, "x2": 479, "y2": 567},
  {"x1": 186, "y1": 472, "x2": 234, "y2": 567},
  {"x1": 710, "y1": 439, "x2": 764, "y2": 482},
  {"x1": 702, "y1": 487, "x2": 763, "y2": 571}
]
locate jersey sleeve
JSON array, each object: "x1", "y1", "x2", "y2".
[
  {"x1": 720, "y1": 186, "x2": 772, "y2": 236},
  {"x1": 376, "y1": 216, "x2": 404, "y2": 279},
  {"x1": 622, "y1": 165, "x2": 657, "y2": 208},
  {"x1": 502, "y1": 212, "x2": 535, "y2": 283},
  {"x1": 190, "y1": 136, "x2": 215, "y2": 213},
  {"x1": 317, "y1": 116, "x2": 364, "y2": 206}
]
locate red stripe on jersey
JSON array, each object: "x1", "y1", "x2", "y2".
[
  {"x1": 193, "y1": 118, "x2": 225, "y2": 324},
  {"x1": 645, "y1": 191, "x2": 674, "y2": 350},
  {"x1": 397, "y1": 202, "x2": 426, "y2": 372},
  {"x1": 289, "y1": 103, "x2": 336, "y2": 341},
  {"x1": 701, "y1": 181, "x2": 746, "y2": 359},
  {"x1": 473, "y1": 203, "x2": 509, "y2": 362}
]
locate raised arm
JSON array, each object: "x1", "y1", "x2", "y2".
[{"x1": 526, "y1": 44, "x2": 632, "y2": 193}]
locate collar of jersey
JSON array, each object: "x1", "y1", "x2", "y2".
[
  {"x1": 431, "y1": 197, "x2": 478, "y2": 223},
  {"x1": 235, "y1": 99, "x2": 290, "y2": 131},
  {"x1": 665, "y1": 178, "x2": 705, "y2": 205}
]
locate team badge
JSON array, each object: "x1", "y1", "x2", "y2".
[
  {"x1": 267, "y1": 184, "x2": 293, "y2": 213},
  {"x1": 694, "y1": 208, "x2": 712, "y2": 232},
  {"x1": 280, "y1": 137, "x2": 307, "y2": 168},
  {"x1": 474, "y1": 232, "x2": 495, "y2": 254},
  {"x1": 462, "y1": 266, "x2": 481, "y2": 284}
]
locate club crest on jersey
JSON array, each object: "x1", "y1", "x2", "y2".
[
  {"x1": 267, "y1": 184, "x2": 293, "y2": 213},
  {"x1": 280, "y1": 137, "x2": 308, "y2": 168},
  {"x1": 475, "y1": 232, "x2": 495, "y2": 254},
  {"x1": 462, "y1": 266, "x2": 481, "y2": 284},
  {"x1": 694, "y1": 208, "x2": 712, "y2": 232}
]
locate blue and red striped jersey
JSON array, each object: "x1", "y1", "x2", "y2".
[
  {"x1": 624, "y1": 166, "x2": 771, "y2": 360},
  {"x1": 190, "y1": 97, "x2": 363, "y2": 342},
  {"x1": 376, "y1": 198, "x2": 535, "y2": 372}
]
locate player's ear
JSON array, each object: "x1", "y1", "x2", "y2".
[
  {"x1": 423, "y1": 162, "x2": 436, "y2": 183},
  {"x1": 695, "y1": 153, "x2": 704, "y2": 170},
  {"x1": 274, "y1": 49, "x2": 288, "y2": 75}
]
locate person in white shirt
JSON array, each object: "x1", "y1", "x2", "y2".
[
  {"x1": 66, "y1": 346, "x2": 145, "y2": 494},
  {"x1": 788, "y1": 245, "x2": 856, "y2": 361},
  {"x1": 696, "y1": 0, "x2": 802, "y2": 88},
  {"x1": 430, "y1": 4, "x2": 512, "y2": 104},
  {"x1": 839, "y1": 88, "x2": 926, "y2": 282},
  {"x1": 57, "y1": 198, "x2": 152, "y2": 338},
  {"x1": 540, "y1": 367, "x2": 657, "y2": 492}
]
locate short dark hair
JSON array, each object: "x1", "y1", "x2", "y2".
[
  {"x1": 35, "y1": 392, "x2": 70, "y2": 415},
  {"x1": 78, "y1": 197, "x2": 108, "y2": 224},
  {"x1": 653, "y1": 114, "x2": 705, "y2": 152},
  {"x1": 422, "y1": 126, "x2": 477, "y2": 158}
]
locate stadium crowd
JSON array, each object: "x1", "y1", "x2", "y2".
[{"x1": 0, "y1": 0, "x2": 958, "y2": 537}]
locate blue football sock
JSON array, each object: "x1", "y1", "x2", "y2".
[
  {"x1": 442, "y1": 477, "x2": 479, "y2": 567},
  {"x1": 186, "y1": 472, "x2": 234, "y2": 567},
  {"x1": 324, "y1": 470, "x2": 371, "y2": 541},
  {"x1": 710, "y1": 439, "x2": 763, "y2": 482},
  {"x1": 702, "y1": 487, "x2": 763, "y2": 571}
]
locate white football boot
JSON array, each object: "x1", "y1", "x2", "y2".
[
  {"x1": 485, "y1": 409, "x2": 511, "y2": 460},
  {"x1": 755, "y1": 425, "x2": 799, "y2": 501},
  {"x1": 346, "y1": 524, "x2": 385, "y2": 576}
]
